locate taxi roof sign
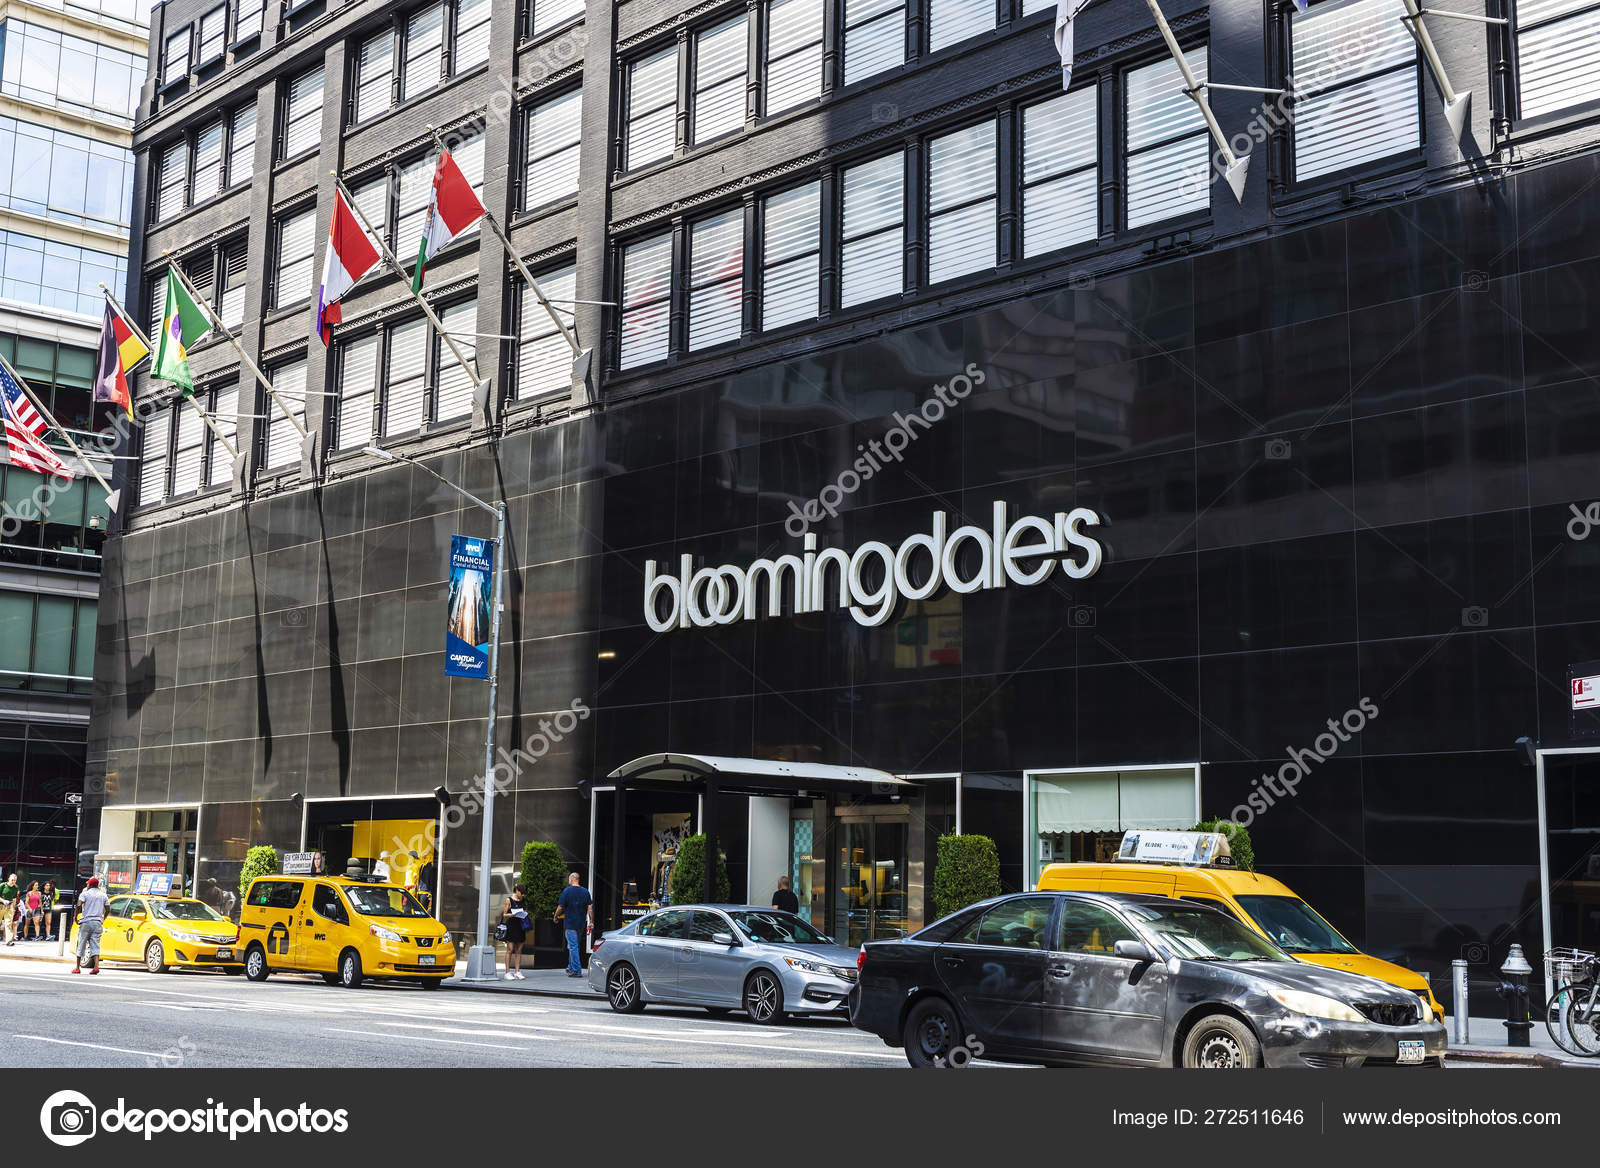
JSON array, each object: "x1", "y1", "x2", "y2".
[{"x1": 1116, "y1": 830, "x2": 1234, "y2": 867}]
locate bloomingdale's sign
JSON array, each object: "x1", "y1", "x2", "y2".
[{"x1": 644, "y1": 503, "x2": 1106, "y2": 631}]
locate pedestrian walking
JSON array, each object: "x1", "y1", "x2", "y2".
[
  {"x1": 72, "y1": 876, "x2": 109, "y2": 974},
  {"x1": 555, "y1": 872, "x2": 593, "y2": 978},
  {"x1": 40, "y1": 880, "x2": 57, "y2": 940},
  {"x1": 501, "y1": 884, "x2": 530, "y2": 979},
  {"x1": 770, "y1": 875, "x2": 800, "y2": 915},
  {"x1": 22, "y1": 880, "x2": 42, "y2": 939},
  {"x1": 0, "y1": 872, "x2": 18, "y2": 946}
]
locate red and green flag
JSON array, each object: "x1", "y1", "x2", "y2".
[{"x1": 412, "y1": 149, "x2": 486, "y2": 293}]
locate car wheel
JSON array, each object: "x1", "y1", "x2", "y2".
[
  {"x1": 244, "y1": 945, "x2": 270, "y2": 982},
  {"x1": 339, "y1": 949, "x2": 364, "y2": 989},
  {"x1": 902, "y1": 997, "x2": 964, "y2": 1068},
  {"x1": 744, "y1": 971, "x2": 785, "y2": 1025},
  {"x1": 606, "y1": 963, "x2": 644, "y2": 1013},
  {"x1": 1181, "y1": 1014, "x2": 1261, "y2": 1068},
  {"x1": 144, "y1": 938, "x2": 168, "y2": 974},
  {"x1": 421, "y1": 978, "x2": 444, "y2": 991},
  {"x1": 322, "y1": 973, "x2": 342, "y2": 986}
]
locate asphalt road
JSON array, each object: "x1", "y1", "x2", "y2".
[{"x1": 0, "y1": 958, "x2": 912, "y2": 1069}]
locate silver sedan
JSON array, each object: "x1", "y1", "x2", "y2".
[{"x1": 588, "y1": 904, "x2": 860, "y2": 1024}]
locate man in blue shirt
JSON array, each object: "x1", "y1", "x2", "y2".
[{"x1": 556, "y1": 872, "x2": 593, "y2": 977}]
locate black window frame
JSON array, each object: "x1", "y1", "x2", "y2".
[
  {"x1": 160, "y1": 24, "x2": 192, "y2": 89},
  {"x1": 196, "y1": 2, "x2": 229, "y2": 68},
  {"x1": 231, "y1": 0, "x2": 266, "y2": 46}
]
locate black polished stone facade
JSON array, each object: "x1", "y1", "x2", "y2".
[{"x1": 91, "y1": 143, "x2": 1600, "y2": 993}]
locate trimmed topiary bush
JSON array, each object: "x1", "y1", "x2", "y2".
[
  {"x1": 1192, "y1": 818, "x2": 1255, "y2": 871},
  {"x1": 238, "y1": 845, "x2": 279, "y2": 899},
  {"x1": 520, "y1": 840, "x2": 566, "y2": 921},
  {"x1": 669, "y1": 834, "x2": 730, "y2": 904},
  {"x1": 933, "y1": 834, "x2": 1002, "y2": 919}
]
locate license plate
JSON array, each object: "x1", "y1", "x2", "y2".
[
  {"x1": 215, "y1": 948, "x2": 233, "y2": 960},
  {"x1": 1397, "y1": 1040, "x2": 1426, "y2": 1064},
  {"x1": 418, "y1": 955, "x2": 436, "y2": 966}
]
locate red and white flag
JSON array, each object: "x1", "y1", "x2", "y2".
[
  {"x1": 412, "y1": 150, "x2": 485, "y2": 293},
  {"x1": 315, "y1": 188, "x2": 383, "y2": 345},
  {"x1": 0, "y1": 363, "x2": 71, "y2": 479}
]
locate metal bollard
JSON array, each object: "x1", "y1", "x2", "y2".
[{"x1": 1452, "y1": 959, "x2": 1471, "y2": 1044}]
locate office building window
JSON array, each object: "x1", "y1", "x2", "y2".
[
  {"x1": 218, "y1": 238, "x2": 249, "y2": 329},
  {"x1": 516, "y1": 264, "x2": 576, "y2": 400},
  {"x1": 197, "y1": 4, "x2": 228, "y2": 65},
  {"x1": 264, "y1": 360, "x2": 307, "y2": 469},
  {"x1": 454, "y1": 0, "x2": 491, "y2": 72},
  {"x1": 282, "y1": 64, "x2": 324, "y2": 159},
  {"x1": 272, "y1": 206, "x2": 316, "y2": 308},
  {"x1": 625, "y1": 45, "x2": 679, "y2": 169},
  {"x1": 206, "y1": 383, "x2": 238, "y2": 488},
  {"x1": 385, "y1": 318, "x2": 428, "y2": 435},
  {"x1": 688, "y1": 208, "x2": 744, "y2": 350},
  {"x1": 1292, "y1": 0, "x2": 1420, "y2": 182},
  {"x1": 146, "y1": 271, "x2": 166, "y2": 340},
  {"x1": 1124, "y1": 47, "x2": 1210, "y2": 228},
  {"x1": 694, "y1": 16, "x2": 747, "y2": 144},
  {"x1": 162, "y1": 26, "x2": 191, "y2": 84},
  {"x1": 172, "y1": 399, "x2": 205, "y2": 496},
  {"x1": 843, "y1": 0, "x2": 905, "y2": 85},
  {"x1": 155, "y1": 139, "x2": 187, "y2": 222},
  {"x1": 0, "y1": 119, "x2": 135, "y2": 231},
  {"x1": 227, "y1": 104, "x2": 256, "y2": 185},
  {"x1": 434, "y1": 298, "x2": 478, "y2": 422},
  {"x1": 766, "y1": 0, "x2": 824, "y2": 114},
  {"x1": 337, "y1": 332, "x2": 379, "y2": 450},
  {"x1": 191, "y1": 119, "x2": 224, "y2": 203},
  {"x1": 1518, "y1": 0, "x2": 1600, "y2": 117},
  {"x1": 354, "y1": 28, "x2": 395, "y2": 123},
  {"x1": 402, "y1": 3, "x2": 445, "y2": 99},
  {"x1": 0, "y1": 231, "x2": 125, "y2": 317},
  {"x1": 840, "y1": 152, "x2": 903, "y2": 306},
  {"x1": 524, "y1": 87, "x2": 581, "y2": 208},
  {"x1": 619, "y1": 233, "x2": 672, "y2": 368},
  {"x1": 234, "y1": 0, "x2": 266, "y2": 41},
  {"x1": 927, "y1": 120, "x2": 996, "y2": 283},
  {"x1": 1022, "y1": 87, "x2": 1097, "y2": 258},
  {"x1": 929, "y1": 0, "x2": 993, "y2": 53},
  {"x1": 530, "y1": 0, "x2": 583, "y2": 36},
  {"x1": 0, "y1": 20, "x2": 143, "y2": 123},
  {"x1": 139, "y1": 401, "x2": 170, "y2": 505},
  {"x1": 761, "y1": 180, "x2": 820, "y2": 329}
]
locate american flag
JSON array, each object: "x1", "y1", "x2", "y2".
[{"x1": 0, "y1": 362, "x2": 71, "y2": 479}]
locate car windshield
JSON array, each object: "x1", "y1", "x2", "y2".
[
  {"x1": 1236, "y1": 895, "x2": 1358, "y2": 955},
  {"x1": 343, "y1": 885, "x2": 431, "y2": 918},
  {"x1": 1123, "y1": 903, "x2": 1293, "y2": 962},
  {"x1": 728, "y1": 910, "x2": 833, "y2": 945},
  {"x1": 152, "y1": 900, "x2": 227, "y2": 922}
]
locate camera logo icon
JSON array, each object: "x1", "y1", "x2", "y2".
[
  {"x1": 40, "y1": 1090, "x2": 97, "y2": 1147},
  {"x1": 1067, "y1": 605, "x2": 1096, "y2": 629},
  {"x1": 1461, "y1": 606, "x2": 1489, "y2": 628}
]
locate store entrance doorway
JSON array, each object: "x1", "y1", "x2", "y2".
[
  {"x1": 134, "y1": 809, "x2": 197, "y2": 894},
  {"x1": 1539, "y1": 748, "x2": 1600, "y2": 997},
  {"x1": 833, "y1": 810, "x2": 909, "y2": 947}
]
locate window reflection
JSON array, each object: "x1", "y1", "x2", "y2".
[{"x1": 0, "y1": 117, "x2": 134, "y2": 230}]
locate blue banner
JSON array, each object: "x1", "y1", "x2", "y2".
[{"x1": 445, "y1": 534, "x2": 494, "y2": 678}]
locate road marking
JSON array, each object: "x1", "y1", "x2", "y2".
[
  {"x1": 14, "y1": 1035, "x2": 166, "y2": 1059},
  {"x1": 371, "y1": 1022, "x2": 555, "y2": 1040},
  {"x1": 322, "y1": 1027, "x2": 529, "y2": 1053}
]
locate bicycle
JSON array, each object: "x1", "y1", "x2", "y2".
[{"x1": 1544, "y1": 947, "x2": 1600, "y2": 1056}]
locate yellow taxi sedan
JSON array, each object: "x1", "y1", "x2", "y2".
[{"x1": 77, "y1": 894, "x2": 243, "y2": 973}]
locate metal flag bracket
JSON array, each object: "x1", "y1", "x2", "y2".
[{"x1": 1398, "y1": 0, "x2": 1507, "y2": 142}]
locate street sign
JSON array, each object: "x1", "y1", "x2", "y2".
[
  {"x1": 1574, "y1": 676, "x2": 1600, "y2": 710},
  {"x1": 64, "y1": 792, "x2": 82, "y2": 807},
  {"x1": 1572, "y1": 661, "x2": 1600, "y2": 739}
]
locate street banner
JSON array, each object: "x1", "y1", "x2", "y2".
[{"x1": 445, "y1": 534, "x2": 494, "y2": 679}]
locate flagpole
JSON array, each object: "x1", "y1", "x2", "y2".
[
  {"x1": 482, "y1": 211, "x2": 582, "y2": 358},
  {"x1": 331, "y1": 173, "x2": 485, "y2": 396},
  {"x1": 0, "y1": 350, "x2": 118, "y2": 508},
  {"x1": 99, "y1": 284, "x2": 239, "y2": 461},
  {"x1": 161, "y1": 256, "x2": 309, "y2": 440}
]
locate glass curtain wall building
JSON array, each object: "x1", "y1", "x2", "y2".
[
  {"x1": 0, "y1": 0, "x2": 142, "y2": 886},
  {"x1": 90, "y1": 0, "x2": 1600, "y2": 1005}
]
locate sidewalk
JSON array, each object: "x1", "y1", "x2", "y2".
[
  {"x1": 0, "y1": 939, "x2": 73, "y2": 963},
  {"x1": 1442, "y1": 1015, "x2": 1600, "y2": 1067},
  {"x1": 442, "y1": 965, "x2": 602, "y2": 999}
]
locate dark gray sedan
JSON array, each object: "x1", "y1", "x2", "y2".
[
  {"x1": 588, "y1": 905, "x2": 860, "y2": 1024},
  {"x1": 851, "y1": 891, "x2": 1448, "y2": 1068}
]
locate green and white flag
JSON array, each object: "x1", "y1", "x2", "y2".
[{"x1": 150, "y1": 274, "x2": 213, "y2": 394}]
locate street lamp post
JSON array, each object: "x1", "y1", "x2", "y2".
[{"x1": 366, "y1": 446, "x2": 505, "y2": 981}]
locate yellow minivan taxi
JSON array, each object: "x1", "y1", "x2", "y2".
[
  {"x1": 74, "y1": 894, "x2": 242, "y2": 973},
  {"x1": 240, "y1": 875, "x2": 454, "y2": 989},
  {"x1": 1037, "y1": 861, "x2": 1445, "y2": 1020}
]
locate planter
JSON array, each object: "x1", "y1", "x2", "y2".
[{"x1": 529, "y1": 918, "x2": 573, "y2": 969}]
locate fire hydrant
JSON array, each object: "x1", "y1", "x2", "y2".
[{"x1": 1497, "y1": 944, "x2": 1533, "y2": 1047}]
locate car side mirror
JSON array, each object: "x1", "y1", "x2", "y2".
[
  {"x1": 1113, "y1": 939, "x2": 1154, "y2": 963},
  {"x1": 712, "y1": 932, "x2": 738, "y2": 946},
  {"x1": 130, "y1": 911, "x2": 147, "y2": 922}
]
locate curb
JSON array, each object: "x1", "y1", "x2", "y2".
[
  {"x1": 1446, "y1": 1046, "x2": 1599, "y2": 1068},
  {"x1": 442, "y1": 978, "x2": 602, "y2": 1001},
  {"x1": 0, "y1": 949, "x2": 75, "y2": 964}
]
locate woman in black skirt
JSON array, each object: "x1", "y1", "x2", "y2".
[{"x1": 501, "y1": 883, "x2": 529, "y2": 979}]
